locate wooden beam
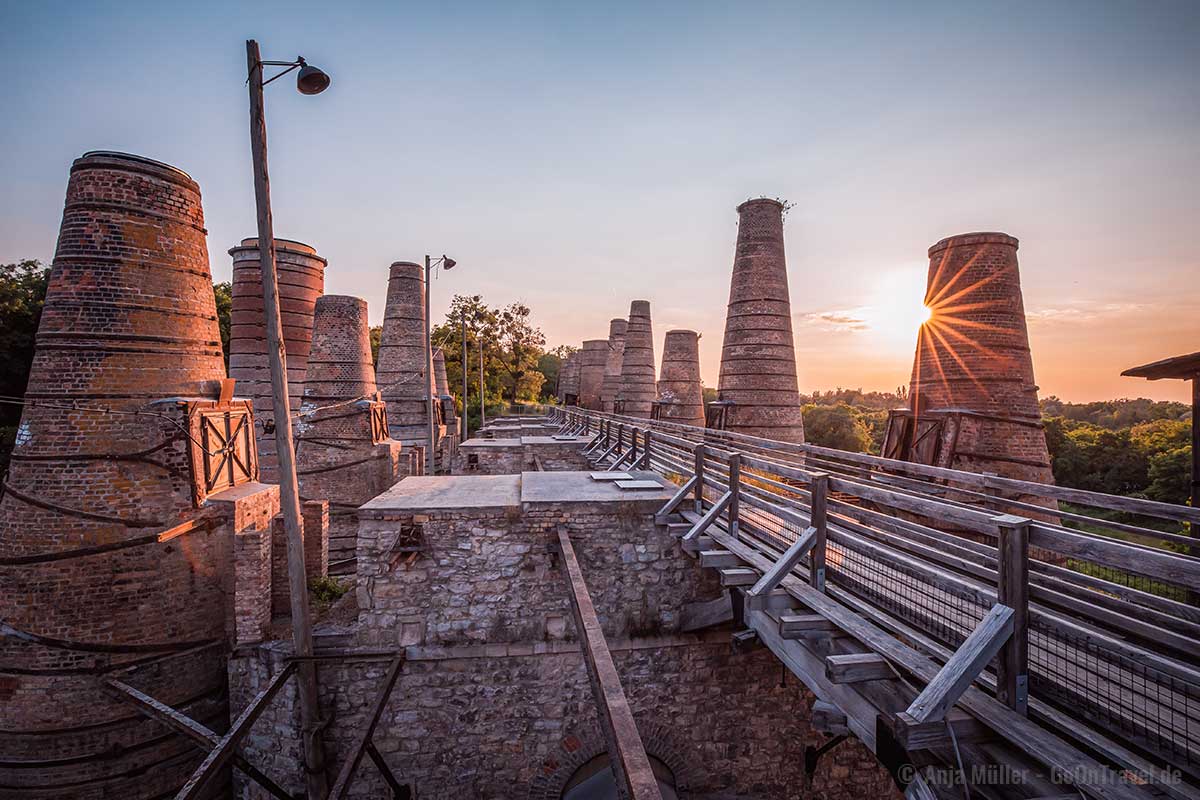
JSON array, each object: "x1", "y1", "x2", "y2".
[
  {"x1": 825, "y1": 653, "x2": 894, "y2": 684},
  {"x1": 557, "y1": 529, "x2": 664, "y2": 800},
  {"x1": 329, "y1": 657, "x2": 405, "y2": 799},
  {"x1": 719, "y1": 567, "x2": 759, "y2": 587},
  {"x1": 889, "y1": 709, "x2": 992, "y2": 750},
  {"x1": 680, "y1": 595, "x2": 733, "y2": 632},
  {"x1": 175, "y1": 661, "x2": 296, "y2": 800},
  {"x1": 906, "y1": 604, "x2": 1014, "y2": 724},
  {"x1": 699, "y1": 549, "x2": 742, "y2": 569},
  {"x1": 655, "y1": 475, "x2": 697, "y2": 524},
  {"x1": 680, "y1": 491, "x2": 733, "y2": 552},
  {"x1": 780, "y1": 613, "x2": 836, "y2": 638},
  {"x1": 809, "y1": 474, "x2": 829, "y2": 591},
  {"x1": 104, "y1": 679, "x2": 291, "y2": 800},
  {"x1": 745, "y1": 526, "x2": 816, "y2": 610},
  {"x1": 812, "y1": 700, "x2": 849, "y2": 736},
  {"x1": 996, "y1": 515, "x2": 1030, "y2": 715},
  {"x1": 365, "y1": 742, "x2": 409, "y2": 798}
]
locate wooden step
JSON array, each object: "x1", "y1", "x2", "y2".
[
  {"x1": 719, "y1": 567, "x2": 759, "y2": 587},
  {"x1": 780, "y1": 613, "x2": 836, "y2": 638}
]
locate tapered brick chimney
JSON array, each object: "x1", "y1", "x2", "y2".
[
  {"x1": 228, "y1": 237, "x2": 326, "y2": 481},
  {"x1": 716, "y1": 198, "x2": 804, "y2": 443},
  {"x1": 578, "y1": 339, "x2": 610, "y2": 410},
  {"x1": 895, "y1": 232, "x2": 1053, "y2": 484},
  {"x1": 657, "y1": 329, "x2": 705, "y2": 427},
  {"x1": 617, "y1": 300, "x2": 656, "y2": 418},
  {"x1": 376, "y1": 261, "x2": 435, "y2": 446},
  {"x1": 297, "y1": 295, "x2": 404, "y2": 572},
  {"x1": 599, "y1": 318, "x2": 627, "y2": 412},
  {"x1": 559, "y1": 350, "x2": 581, "y2": 405},
  {"x1": 434, "y1": 347, "x2": 458, "y2": 428},
  {"x1": 0, "y1": 152, "x2": 258, "y2": 798}
]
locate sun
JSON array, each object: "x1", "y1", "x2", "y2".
[{"x1": 858, "y1": 266, "x2": 932, "y2": 354}]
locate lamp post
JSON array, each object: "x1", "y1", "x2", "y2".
[
  {"x1": 461, "y1": 316, "x2": 469, "y2": 441},
  {"x1": 425, "y1": 254, "x2": 455, "y2": 474},
  {"x1": 245, "y1": 39, "x2": 330, "y2": 799}
]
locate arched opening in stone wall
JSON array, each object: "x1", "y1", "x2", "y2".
[{"x1": 560, "y1": 753, "x2": 678, "y2": 800}]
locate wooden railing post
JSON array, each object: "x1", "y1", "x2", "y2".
[
  {"x1": 630, "y1": 428, "x2": 640, "y2": 467},
  {"x1": 728, "y1": 453, "x2": 741, "y2": 538},
  {"x1": 693, "y1": 444, "x2": 706, "y2": 514},
  {"x1": 995, "y1": 513, "x2": 1030, "y2": 715},
  {"x1": 809, "y1": 473, "x2": 829, "y2": 592},
  {"x1": 640, "y1": 429, "x2": 652, "y2": 469}
]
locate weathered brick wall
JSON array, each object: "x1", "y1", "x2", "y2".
[
  {"x1": 270, "y1": 500, "x2": 329, "y2": 616},
  {"x1": 451, "y1": 440, "x2": 526, "y2": 474}
]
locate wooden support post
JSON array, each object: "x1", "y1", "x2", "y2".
[
  {"x1": 810, "y1": 473, "x2": 829, "y2": 592},
  {"x1": 630, "y1": 428, "x2": 640, "y2": 468},
  {"x1": 175, "y1": 662, "x2": 297, "y2": 800},
  {"x1": 655, "y1": 475, "x2": 698, "y2": 524},
  {"x1": 995, "y1": 514, "x2": 1030, "y2": 715},
  {"x1": 104, "y1": 679, "x2": 291, "y2": 800},
  {"x1": 680, "y1": 491, "x2": 733, "y2": 552},
  {"x1": 640, "y1": 429, "x2": 652, "y2": 469},
  {"x1": 329, "y1": 657, "x2": 405, "y2": 799},
  {"x1": 905, "y1": 604, "x2": 1014, "y2": 724},
  {"x1": 693, "y1": 444, "x2": 706, "y2": 515},
  {"x1": 728, "y1": 453, "x2": 741, "y2": 538},
  {"x1": 557, "y1": 529, "x2": 664, "y2": 800},
  {"x1": 745, "y1": 526, "x2": 816, "y2": 610}
]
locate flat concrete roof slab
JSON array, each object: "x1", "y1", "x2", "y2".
[
  {"x1": 520, "y1": 470, "x2": 675, "y2": 509},
  {"x1": 360, "y1": 474, "x2": 521, "y2": 516},
  {"x1": 520, "y1": 435, "x2": 591, "y2": 445},
  {"x1": 459, "y1": 438, "x2": 522, "y2": 449}
]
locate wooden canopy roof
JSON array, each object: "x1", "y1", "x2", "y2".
[{"x1": 1121, "y1": 351, "x2": 1200, "y2": 381}]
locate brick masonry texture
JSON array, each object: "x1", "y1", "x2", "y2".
[
  {"x1": 295, "y1": 294, "x2": 406, "y2": 570},
  {"x1": 0, "y1": 151, "x2": 281, "y2": 798},
  {"x1": 577, "y1": 339, "x2": 609, "y2": 410},
  {"x1": 909, "y1": 232, "x2": 1054, "y2": 484},
  {"x1": 558, "y1": 350, "x2": 581, "y2": 402},
  {"x1": 617, "y1": 300, "x2": 656, "y2": 418},
  {"x1": 230, "y1": 471, "x2": 895, "y2": 799},
  {"x1": 376, "y1": 262, "x2": 436, "y2": 441},
  {"x1": 599, "y1": 317, "x2": 627, "y2": 413},
  {"x1": 228, "y1": 236, "x2": 327, "y2": 482},
  {"x1": 657, "y1": 329, "x2": 705, "y2": 427},
  {"x1": 451, "y1": 437, "x2": 592, "y2": 474},
  {"x1": 717, "y1": 198, "x2": 805, "y2": 443}
]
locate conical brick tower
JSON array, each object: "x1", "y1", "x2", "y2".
[
  {"x1": 599, "y1": 317, "x2": 627, "y2": 412},
  {"x1": 716, "y1": 198, "x2": 804, "y2": 443},
  {"x1": 657, "y1": 329, "x2": 705, "y2": 427},
  {"x1": 434, "y1": 347, "x2": 458, "y2": 430},
  {"x1": 0, "y1": 152, "x2": 261, "y2": 798},
  {"x1": 617, "y1": 300, "x2": 656, "y2": 418},
  {"x1": 297, "y1": 295, "x2": 404, "y2": 573},
  {"x1": 376, "y1": 262, "x2": 434, "y2": 445},
  {"x1": 229, "y1": 237, "x2": 326, "y2": 481},
  {"x1": 559, "y1": 350, "x2": 581, "y2": 405},
  {"x1": 577, "y1": 339, "x2": 610, "y2": 410},
  {"x1": 901, "y1": 232, "x2": 1053, "y2": 484}
]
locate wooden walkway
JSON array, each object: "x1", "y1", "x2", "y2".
[{"x1": 558, "y1": 408, "x2": 1200, "y2": 800}]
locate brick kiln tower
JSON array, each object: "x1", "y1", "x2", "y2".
[
  {"x1": 433, "y1": 347, "x2": 458, "y2": 432},
  {"x1": 577, "y1": 339, "x2": 610, "y2": 410},
  {"x1": 884, "y1": 232, "x2": 1054, "y2": 485},
  {"x1": 715, "y1": 198, "x2": 805, "y2": 443},
  {"x1": 559, "y1": 350, "x2": 581, "y2": 405},
  {"x1": 0, "y1": 152, "x2": 277, "y2": 799},
  {"x1": 377, "y1": 262, "x2": 439, "y2": 459},
  {"x1": 296, "y1": 295, "x2": 404, "y2": 572},
  {"x1": 229, "y1": 236, "x2": 326, "y2": 481},
  {"x1": 616, "y1": 300, "x2": 656, "y2": 418},
  {"x1": 656, "y1": 329, "x2": 706, "y2": 427},
  {"x1": 599, "y1": 317, "x2": 627, "y2": 412}
]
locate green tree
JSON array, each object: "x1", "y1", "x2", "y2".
[
  {"x1": 213, "y1": 281, "x2": 232, "y2": 367},
  {"x1": 369, "y1": 325, "x2": 383, "y2": 366},
  {"x1": 801, "y1": 403, "x2": 872, "y2": 453},
  {"x1": 494, "y1": 302, "x2": 546, "y2": 402},
  {"x1": 0, "y1": 260, "x2": 50, "y2": 426}
]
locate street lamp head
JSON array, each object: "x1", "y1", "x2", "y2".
[
  {"x1": 442, "y1": 255, "x2": 457, "y2": 270},
  {"x1": 295, "y1": 58, "x2": 331, "y2": 95}
]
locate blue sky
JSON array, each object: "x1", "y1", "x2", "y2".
[{"x1": 2, "y1": 0, "x2": 1197, "y2": 400}]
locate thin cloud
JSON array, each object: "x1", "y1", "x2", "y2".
[{"x1": 797, "y1": 309, "x2": 869, "y2": 332}]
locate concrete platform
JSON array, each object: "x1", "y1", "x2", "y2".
[
  {"x1": 360, "y1": 473, "x2": 521, "y2": 515},
  {"x1": 519, "y1": 470, "x2": 675, "y2": 510}
]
